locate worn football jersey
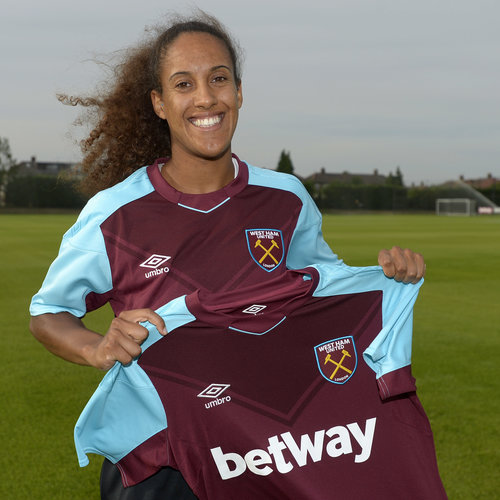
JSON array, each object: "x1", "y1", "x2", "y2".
[
  {"x1": 30, "y1": 155, "x2": 339, "y2": 318},
  {"x1": 74, "y1": 265, "x2": 447, "y2": 499}
]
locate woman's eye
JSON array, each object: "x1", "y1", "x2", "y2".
[
  {"x1": 175, "y1": 81, "x2": 191, "y2": 89},
  {"x1": 213, "y1": 75, "x2": 227, "y2": 83}
]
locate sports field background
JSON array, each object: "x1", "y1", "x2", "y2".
[{"x1": 0, "y1": 213, "x2": 498, "y2": 499}]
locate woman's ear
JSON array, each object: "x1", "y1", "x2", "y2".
[
  {"x1": 237, "y1": 81, "x2": 243, "y2": 109},
  {"x1": 151, "y1": 89, "x2": 166, "y2": 119}
]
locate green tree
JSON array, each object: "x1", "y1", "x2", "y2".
[
  {"x1": 386, "y1": 166, "x2": 404, "y2": 187},
  {"x1": 276, "y1": 150, "x2": 294, "y2": 175},
  {"x1": 0, "y1": 137, "x2": 16, "y2": 207}
]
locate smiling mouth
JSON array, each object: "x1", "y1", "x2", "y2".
[{"x1": 190, "y1": 114, "x2": 223, "y2": 128}]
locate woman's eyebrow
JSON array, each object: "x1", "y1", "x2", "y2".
[{"x1": 169, "y1": 65, "x2": 232, "y2": 81}]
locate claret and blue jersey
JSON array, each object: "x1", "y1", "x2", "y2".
[{"x1": 74, "y1": 265, "x2": 447, "y2": 500}]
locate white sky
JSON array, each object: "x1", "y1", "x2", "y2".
[{"x1": 1, "y1": 0, "x2": 498, "y2": 185}]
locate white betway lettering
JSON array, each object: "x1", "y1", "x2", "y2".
[
  {"x1": 281, "y1": 430, "x2": 325, "y2": 466},
  {"x1": 211, "y1": 417, "x2": 376, "y2": 480},
  {"x1": 267, "y1": 435, "x2": 293, "y2": 473},
  {"x1": 347, "y1": 420, "x2": 376, "y2": 463}
]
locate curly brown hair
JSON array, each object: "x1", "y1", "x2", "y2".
[{"x1": 60, "y1": 11, "x2": 244, "y2": 196}]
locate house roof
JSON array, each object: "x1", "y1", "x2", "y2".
[
  {"x1": 460, "y1": 174, "x2": 499, "y2": 189},
  {"x1": 304, "y1": 168, "x2": 387, "y2": 186}
]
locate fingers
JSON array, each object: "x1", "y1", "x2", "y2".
[
  {"x1": 91, "y1": 309, "x2": 167, "y2": 370},
  {"x1": 378, "y1": 248, "x2": 396, "y2": 277},
  {"x1": 119, "y1": 308, "x2": 168, "y2": 335},
  {"x1": 97, "y1": 331, "x2": 143, "y2": 370},
  {"x1": 92, "y1": 317, "x2": 145, "y2": 370},
  {"x1": 113, "y1": 315, "x2": 150, "y2": 343},
  {"x1": 413, "y1": 250, "x2": 426, "y2": 282},
  {"x1": 378, "y1": 246, "x2": 426, "y2": 284}
]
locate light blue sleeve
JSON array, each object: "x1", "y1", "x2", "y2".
[
  {"x1": 29, "y1": 210, "x2": 112, "y2": 317},
  {"x1": 311, "y1": 264, "x2": 423, "y2": 378},
  {"x1": 74, "y1": 295, "x2": 195, "y2": 467},
  {"x1": 247, "y1": 165, "x2": 342, "y2": 269},
  {"x1": 29, "y1": 168, "x2": 154, "y2": 317},
  {"x1": 74, "y1": 360, "x2": 167, "y2": 466},
  {"x1": 363, "y1": 276, "x2": 422, "y2": 379}
]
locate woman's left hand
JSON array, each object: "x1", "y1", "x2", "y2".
[{"x1": 378, "y1": 246, "x2": 426, "y2": 284}]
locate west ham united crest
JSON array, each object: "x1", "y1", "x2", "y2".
[
  {"x1": 314, "y1": 336, "x2": 357, "y2": 384},
  {"x1": 245, "y1": 229, "x2": 284, "y2": 272}
]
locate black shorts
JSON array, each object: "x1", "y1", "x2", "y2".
[{"x1": 100, "y1": 459, "x2": 198, "y2": 500}]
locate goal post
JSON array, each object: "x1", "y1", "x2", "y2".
[{"x1": 436, "y1": 198, "x2": 475, "y2": 216}]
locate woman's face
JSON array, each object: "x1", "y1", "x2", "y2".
[{"x1": 151, "y1": 32, "x2": 243, "y2": 164}]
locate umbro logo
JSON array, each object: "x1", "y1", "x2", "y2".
[
  {"x1": 198, "y1": 384, "x2": 232, "y2": 410},
  {"x1": 140, "y1": 254, "x2": 171, "y2": 279},
  {"x1": 140, "y1": 254, "x2": 171, "y2": 268},
  {"x1": 242, "y1": 304, "x2": 267, "y2": 315},
  {"x1": 198, "y1": 383, "x2": 230, "y2": 398}
]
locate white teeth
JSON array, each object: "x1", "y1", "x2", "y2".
[{"x1": 191, "y1": 115, "x2": 222, "y2": 128}]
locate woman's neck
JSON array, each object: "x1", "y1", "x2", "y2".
[{"x1": 161, "y1": 152, "x2": 235, "y2": 194}]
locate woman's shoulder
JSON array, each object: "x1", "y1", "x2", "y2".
[
  {"x1": 84, "y1": 167, "x2": 153, "y2": 218},
  {"x1": 69, "y1": 166, "x2": 154, "y2": 237},
  {"x1": 245, "y1": 162, "x2": 307, "y2": 196}
]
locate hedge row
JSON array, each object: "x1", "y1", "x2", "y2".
[
  {"x1": 5, "y1": 175, "x2": 87, "y2": 209},
  {"x1": 309, "y1": 183, "x2": 494, "y2": 211},
  {"x1": 4, "y1": 175, "x2": 497, "y2": 211}
]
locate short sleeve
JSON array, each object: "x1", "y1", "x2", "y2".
[
  {"x1": 29, "y1": 208, "x2": 113, "y2": 318},
  {"x1": 74, "y1": 360, "x2": 167, "y2": 471},
  {"x1": 363, "y1": 277, "x2": 422, "y2": 400},
  {"x1": 285, "y1": 184, "x2": 341, "y2": 270}
]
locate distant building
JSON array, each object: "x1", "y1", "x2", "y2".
[
  {"x1": 16, "y1": 156, "x2": 81, "y2": 178},
  {"x1": 459, "y1": 173, "x2": 499, "y2": 189},
  {"x1": 304, "y1": 167, "x2": 387, "y2": 190}
]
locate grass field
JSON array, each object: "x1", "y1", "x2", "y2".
[{"x1": 1, "y1": 213, "x2": 499, "y2": 499}]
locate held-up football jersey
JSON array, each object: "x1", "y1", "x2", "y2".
[
  {"x1": 74, "y1": 265, "x2": 447, "y2": 500},
  {"x1": 29, "y1": 155, "x2": 339, "y2": 318}
]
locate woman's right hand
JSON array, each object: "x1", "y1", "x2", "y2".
[
  {"x1": 30, "y1": 309, "x2": 167, "y2": 370},
  {"x1": 87, "y1": 309, "x2": 168, "y2": 370}
]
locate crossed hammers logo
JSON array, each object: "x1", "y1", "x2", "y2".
[
  {"x1": 254, "y1": 238, "x2": 280, "y2": 264},
  {"x1": 324, "y1": 349, "x2": 353, "y2": 380}
]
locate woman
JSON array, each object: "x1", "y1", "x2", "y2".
[{"x1": 30, "y1": 11, "x2": 425, "y2": 500}]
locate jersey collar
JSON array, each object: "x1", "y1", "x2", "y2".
[
  {"x1": 184, "y1": 268, "x2": 319, "y2": 335},
  {"x1": 147, "y1": 154, "x2": 249, "y2": 213}
]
